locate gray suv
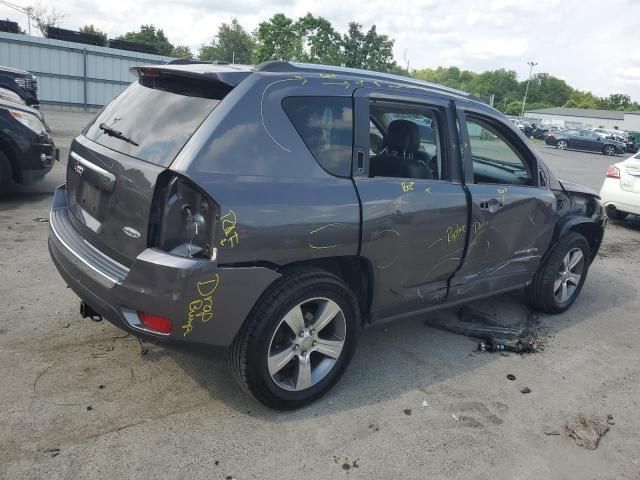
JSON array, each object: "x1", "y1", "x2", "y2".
[{"x1": 48, "y1": 61, "x2": 605, "y2": 408}]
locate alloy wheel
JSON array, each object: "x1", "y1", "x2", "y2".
[
  {"x1": 604, "y1": 145, "x2": 616, "y2": 156},
  {"x1": 554, "y1": 247, "x2": 585, "y2": 303},
  {"x1": 557, "y1": 140, "x2": 568, "y2": 150},
  {"x1": 267, "y1": 297, "x2": 346, "y2": 391}
]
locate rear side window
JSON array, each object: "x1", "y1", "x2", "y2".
[
  {"x1": 282, "y1": 97, "x2": 353, "y2": 177},
  {"x1": 84, "y1": 78, "x2": 227, "y2": 167}
]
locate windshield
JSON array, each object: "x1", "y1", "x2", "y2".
[{"x1": 84, "y1": 80, "x2": 222, "y2": 167}]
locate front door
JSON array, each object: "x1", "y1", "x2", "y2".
[
  {"x1": 352, "y1": 89, "x2": 468, "y2": 321},
  {"x1": 449, "y1": 106, "x2": 557, "y2": 300}
]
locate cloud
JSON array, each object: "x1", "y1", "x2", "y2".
[{"x1": 0, "y1": 0, "x2": 638, "y2": 101}]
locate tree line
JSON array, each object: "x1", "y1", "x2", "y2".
[{"x1": 24, "y1": 2, "x2": 636, "y2": 113}]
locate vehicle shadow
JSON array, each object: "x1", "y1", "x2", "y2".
[{"x1": 154, "y1": 265, "x2": 634, "y2": 420}]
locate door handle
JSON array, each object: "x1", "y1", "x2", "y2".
[
  {"x1": 356, "y1": 148, "x2": 364, "y2": 173},
  {"x1": 479, "y1": 199, "x2": 503, "y2": 212}
]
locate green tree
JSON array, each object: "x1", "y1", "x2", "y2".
[
  {"x1": 80, "y1": 24, "x2": 107, "y2": 43},
  {"x1": 172, "y1": 45, "x2": 193, "y2": 59},
  {"x1": 296, "y1": 14, "x2": 343, "y2": 65},
  {"x1": 254, "y1": 14, "x2": 302, "y2": 63},
  {"x1": 199, "y1": 18, "x2": 255, "y2": 64},
  {"x1": 524, "y1": 73, "x2": 572, "y2": 107},
  {"x1": 342, "y1": 22, "x2": 396, "y2": 72},
  {"x1": 599, "y1": 93, "x2": 632, "y2": 111},
  {"x1": 118, "y1": 25, "x2": 174, "y2": 56},
  {"x1": 564, "y1": 90, "x2": 600, "y2": 109}
]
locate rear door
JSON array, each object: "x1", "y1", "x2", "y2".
[
  {"x1": 66, "y1": 70, "x2": 233, "y2": 265},
  {"x1": 352, "y1": 89, "x2": 468, "y2": 321},
  {"x1": 449, "y1": 105, "x2": 556, "y2": 300}
]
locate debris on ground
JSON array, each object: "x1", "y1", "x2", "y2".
[
  {"x1": 507, "y1": 374, "x2": 516, "y2": 381},
  {"x1": 544, "y1": 429, "x2": 561, "y2": 436},
  {"x1": 521, "y1": 387, "x2": 532, "y2": 394},
  {"x1": 425, "y1": 306, "x2": 538, "y2": 353},
  {"x1": 44, "y1": 447, "x2": 60, "y2": 457},
  {"x1": 403, "y1": 409, "x2": 412, "y2": 416},
  {"x1": 606, "y1": 414, "x2": 615, "y2": 425},
  {"x1": 422, "y1": 399, "x2": 429, "y2": 407},
  {"x1": 566, "y1": 414, "x2": 610, "y2": 450}
]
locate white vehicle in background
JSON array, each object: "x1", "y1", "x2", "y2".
[{"x1": 600, "y1": 152, "x2": 640, "y2": 220}]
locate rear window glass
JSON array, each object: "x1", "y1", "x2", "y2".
[
  {"x1": 282, "y1": 96, "x2": 353, "y2": 177},
  {"x1": 84, "y1": 79, "x2": 224, "y2": 166}
]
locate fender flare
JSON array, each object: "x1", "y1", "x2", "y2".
[{"x1": 543, "y1": 215, "x2": 604, "y2": 265}]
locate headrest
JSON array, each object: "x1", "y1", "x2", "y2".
[{"x1": 387, "y1": 119, "x2": 420, "y2": 154}]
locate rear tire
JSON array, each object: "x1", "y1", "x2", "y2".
[
  {"x1": 526, "y1": 232, "x2": 591, "y2": 314},
  {"x1": 229, "y1": 268, "x2": 359, "y2": 409},
  {"x1": 606, "y1": 205, "x2": 628, "y2": 221},
  {"x1": 0, "y1": 151, "x2": 13, "y2": 197},
  {"x1": 556, "y1": 140, "x2": 568, "y2": 150},
  {"x1": 603, "y1": 145, "x2": 617, "y2": 156}
]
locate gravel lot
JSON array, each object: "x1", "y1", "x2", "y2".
[{"x1": 1, "y1": 111, "x2": 639, "y2": 480}]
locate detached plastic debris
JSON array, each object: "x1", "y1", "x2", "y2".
[{"x1": 425, "y1": 306, "x2": 536, "y2": 353}]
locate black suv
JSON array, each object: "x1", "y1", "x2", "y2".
[
  {"x1": 48, "y1": 62, "x2": 605, "y2": 408},
  {"x1": 0, "y1": 97, "x2": 57, "y2": 194},
  {"x1": 0, "y1": 65, "x2": 39, "y2": 108}
]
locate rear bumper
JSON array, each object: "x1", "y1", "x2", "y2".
[
  {"x1": 600, "y1": 178, "x2": 640, "y2": 216},
  {"x1": 48, "y1": 185, "x2": 281, "y2": 346}
]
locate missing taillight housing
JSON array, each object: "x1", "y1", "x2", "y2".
[
  {"x1": 149, "y1": 174, "x2": 218, "y2": 259},
  {"x1": 606, "y1": 165, "x2": 620, "y2": 179}
]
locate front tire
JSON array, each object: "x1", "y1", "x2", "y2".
[
  {"x1": 603, "y1": 145, "x2": 617, "y2": 156},
  {"x1": 526, "y1": 232, "x2": 590, "y2": 314},
  {"x1": 556, "y1": 140, "x2": 568, "y2": 150},
  {"x1": 229, "y1": 268, "x2": 359, "y2": 409}
]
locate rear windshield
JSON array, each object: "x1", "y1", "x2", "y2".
[{"x1": 84, "y1": 77, "x2": 225, "y2": 166}]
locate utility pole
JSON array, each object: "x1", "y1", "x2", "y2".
[
  {"x1": 521, "y1": 60, "x2": 538, "y2": 118},
  {"x1": 0, "y1": 0, "x2": 31, "y2": 34}
]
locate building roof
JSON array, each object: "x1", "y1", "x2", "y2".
[{"x1": 525, "y1": 107, "x2": 625, "y2": 120}]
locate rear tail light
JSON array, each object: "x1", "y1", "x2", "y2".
[
  {"x1": 606, "y1": 165, "x2": 620, "y2": 178},
  {"x1": 149, "y1": 174, "x2": 218, "y2": 259},
  {"x1": 137, "y1": 311, "x2": 173, "y2": 333}
]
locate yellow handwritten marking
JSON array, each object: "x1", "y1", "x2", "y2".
[
  {"x1": 372, "y1": 81, "x2": 381, "y2": 87},
  {"x1": 425, "y1": 186, "x2": 432, "y2": 194},
  {"x1": 455, "y1": 288, "x2": 464, "y2": 296},
  {"x1": 220, "y1": 210, "x2": 240, "y2": 248},
  {"x1": 183, "y1": 274, "x2": 220, "y2": 336},
  {"x1": 446, "y1": 224, "x2": 466, "y2": 244},
  {"x1": 355, "y1": 79, "x2": 364, "y2": 87},
  {"x1": 197, "y1": 275, "x2": 220, "y2": 297},
  {"x1": 497, "y1": 187, "x2": 508, "y2": 202},
  {"x1": 428, "y1": 238, "x2": 443, "y2": 249},
  {"x1": 320, "y1": 73, "x2": 336, "y2": 79},
  {"x1": 473, "y1": 221, "x2": 482, "y2": 234},
  {"x1": 323, "y1": 80, "x2": 350, "y2": 89},
  {"x1": 293, "y1": 75, "x2": 307, "y2": 85},
  {"x1": 401, "y1": 182, "x2": 415, "y2": 193}
]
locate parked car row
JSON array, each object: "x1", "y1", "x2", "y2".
[
  {"x1": 0, "y1": 65, "x2": 57, "y2": 196},
  {"x1": 545, "y1": 129, "x2": 627, "y2": 156}
]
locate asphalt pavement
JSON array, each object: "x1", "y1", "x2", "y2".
[{"x1": 1, "y1": 111, "x2": 639, "y2": 480}]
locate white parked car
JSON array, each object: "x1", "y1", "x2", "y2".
[{"x1": 600, "y1": 152, "x2": 640, "y2": 220}]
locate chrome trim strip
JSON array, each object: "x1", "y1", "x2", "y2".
[
  {"x1": 70, "y1": 151, "x2": 115, "y2": 180},
  {"x1": 49, "y1": 208, "x2": 120, "y2": 286},
  {"x1": 82, "y1": 239, "x2": 130, "y2": 272}
]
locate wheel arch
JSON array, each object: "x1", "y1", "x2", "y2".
[
  {"x1": 553, "y1": 216, "x2": 604, "y2": 263},
  {"x1": 0, "y1": 136, "x2": 19, "y2": 182},
  {"x1": 278, "y1": 256, "x2": 374, "y2": 326}
]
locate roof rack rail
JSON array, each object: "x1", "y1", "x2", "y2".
[{"x1": 255, "y1": 61, "x2": 296, "y2": 72}]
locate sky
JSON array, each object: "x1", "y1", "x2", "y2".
[{"x1": 3, "y1": 0, "x2": 639, "y2": 101}]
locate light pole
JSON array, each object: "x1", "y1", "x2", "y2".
[{"x1": 520, "y1": 61, "x2": 538, "y2": 118}]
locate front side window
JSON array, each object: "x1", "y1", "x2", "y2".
[
  {"x1": 466, "y1": 117, "x2": 533, "y2": 186},
  {"x1": 282, "y1": 96, "x2": 353, "y2": 177}
]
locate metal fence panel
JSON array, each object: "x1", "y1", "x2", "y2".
[{"x1": 0, "y1": 32, "x2": 173, "y2": 109}]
